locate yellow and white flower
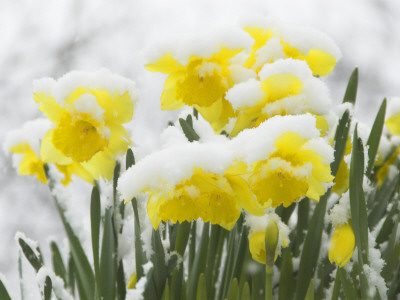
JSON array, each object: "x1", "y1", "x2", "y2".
[
  {"x1": 243, "y1": 23, "x2": 341, "y2": 76},
  {"x1": 329, "y1": 223, "x2": 356, "y2": 268},
  {"x1": 226, "y1": 59, "x2": 331, "y2": 137},
  {"x1": 34, "y1": 70, "x2": 138, "y2": 180},
  {"x1": 146, "y1": 47, "x2": 244, "y2": 133}
]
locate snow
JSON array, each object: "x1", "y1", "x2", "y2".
[
  {"x1": 36, "y1": 267, "x2": 74, "y2": 300},
  {"x1": 33, "y1": 69, "x2": 139, "y2": 107},
  {"x1": 226, "y1": 79, "x2": 264, "y2": 110},
  {"x1": 329, "y1": 192, "x2": 351, "y2": 227}
]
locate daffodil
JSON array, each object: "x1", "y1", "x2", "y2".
[
  {"x1": 147, "y1": 167, "x2": 260, "y2": 231},
  {"x1": 34, "y1": 70, "x2": 138, "y2": 180},
  {"x1": 376, "y1": 146, "x2": 400, "y2": 187},
  {"x1": 244, "y1": 25, "x2": 340, "y2": 76},
  {"x1": 248, "y1": 131, "x2": 334, "y2": 208},
  {"x1": 226, "y1": 59, "x2": 331, "y2": 137},
  {"x1": 328, "y1": 223, "x2": 356, "y2": 267},
  {"x1": 146, "y1": 47, "x2": 243, "y2": 132}
]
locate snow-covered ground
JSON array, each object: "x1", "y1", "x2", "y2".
[{"x1": 1, "y1": 0, "x2": 399, "y2": 296}]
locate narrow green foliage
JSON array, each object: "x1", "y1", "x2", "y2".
[
  {"x1": 366, "y1": 98, "x2": 387, "y2": 177},
  {"x1": 206, "y1": 225, "x2": 221, "y2": 299},
  {"x1": 150, "y1": 229, "x2": 168, "y2": 298},
  {"x1": 0, "y1": 279, "x2": 12, "y2": 300},
  {"x1": 241, "y1": 282, "x2": 251, "y2": 300},
  {"x1": 50, "y1": 241, "x2": 67, "y2": 286},
  {"x1": 331, "y1": 271, "x2": 341, "y2": 300},
  {"x1": 295, "y1": 193, "x2": 328, "y2": 300},
  {"x1": 189, "y1": 221, "x2": 197, "y2": 275},
  {"x1": 99, "y1": 208, "x2": 116, "y2": 300},
  {"x1": 279, "y1": 248, "x2": 294, "y2": 300},
  {"x1": 331, "y1": 110, "x2": 351, "y2": 176},
  {"x1": 90, "y1": 185, "x2": 101, "y2": 297},
  {"x1": 186, "y1": 114, "x2": 193, "y2": 127},
  {"x1": 126, "y1": 148, "x2": 135, "y2": 168},
  {"x1": 338, "y1": 268, "x2": 358, "y2": 300},
  {"x1": 228, "y1": 278, "x2": 239, "y2": 300},
  {"x1": 18, "y1": 238, "x2": 42, "y2": 272},
  {"x1": 44, "y1": 276, "x2": 52, "y2": 300},
  {"x1": 67, "y1": 255, "x2": 75, "y2": 295},
  {"x1": 196, "y1": 273, "x2": 207, "y2": 300},
  {"x1": 179, "y1": 117, "x2": 200, "y2": 142},
  {"x1": 349, "y1": 126, "x2": 370, "y2": 298},
  {"x1": 294, "y1": 199, "x2": 308, "y2": 256},
  {"x1": 162, "y1": 284, "x2": 170, "y2": 300},
  {"x1": 382, "y1": 216, "x2": 400, "y2": 280},
  {"x1": 116, "y1": 261, "x2": 126, "y2": 300},
  {"x1": 342, "y1": 68, "x2": 358, "y2": 104},
  {"x1": 188, "y1": 222, "x2": 210, "y2": 300},
  {"x1": 174, "y1": 221, "x2": 191, "y2": 256},
  {"x1": 305, "y1": 279, "x2": 314, "y2": 300}
]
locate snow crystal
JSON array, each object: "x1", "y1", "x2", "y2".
[
  {"x1": 33, "y1": 69, "x2": 139, "y2": 107},
  {"x1": 259, "y1": 58, "x2": 313, "y2": 82},
  {"x1": 253, "y1": 37, "x2": 286, "y2": 70}
]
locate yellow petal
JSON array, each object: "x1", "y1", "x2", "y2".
[
  {"x1": 305, "y1": 49, "x2": 337, "y2": 76},
  {"x1": 34, "y1": 92, "x2": 64, "y2": 123},
  {"x1": 146, "y1": 53, "x2": 181, "y2": 74},
  {"x1": 41, "y1": 130, "x2": 73, "y2": 165},
  {"x1": 329, "y1": 224, "x2": 355, "y2": 267},
  {"x1": 81, "y1": 152, "x2": 116, "y2": 181},
  {"x1": 147, "y1": 193, "x2": 163, "y2": 230},
  {"x1": 386, "y1": 112, "x2": 400, "y2": 136},
  {"x1": 261, "y1": 73, "x2": 303, "y2": 103}
]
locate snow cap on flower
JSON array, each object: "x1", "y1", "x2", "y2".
[
  {"x1": 33, "y1": 69, "x2": 138, "y2": 181},
  {"x1": 246, "y1": 211, "x2": 290, "y2": 264},
  {"x1": 230, "y1": 114, "x2": 334, "y2": 208},
  {"x1": 241, "y1": 18, "x2": 341, "y2": 76},
  {"x1": 226, "y1": 59, "x2": 332, "y2": 136},
  {"x1": 145, "y1": 27, "x2": 253, "y2": 133}
]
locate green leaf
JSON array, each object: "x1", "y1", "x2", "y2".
[
  {"x1": 131, "y1": 198, "x2": 146, "y2": 279},
  {"x1": 126, "y1": 148, "x2": 135, "y2": 168},
  {"x1": 189, "y1": 221, "x2": 197, "y2": 275},
  {"x1": 331, "y1": 271, "x2": 341, "y2": 300},
  {"x1": 150, "y1": 229, "x2": 168, "y2": 298},
  {"x1": 54, "y1": 198, "x2": 95, "y2": 300},
  {"x1": 331, "y1": 110, "x2": 351, "y2": 176},
  {"x1": 162, "y1": 283, "x2": 170, "y2": 300},
  {"x1": 279, "y1": 248, "x2": 294, "y2": 300},
  {"x1": 0, "y1": 279, "x2": 12, "y2": 300},
  {"x1": 205, "y1": 225, "x2": 222, "y2": 299},
  {"x1": 382, "y1": 216, "x2": 400, "y2": 280},
  {"x1": 44, "y1": 276, "x2": 52, "y2": 300},
  {"x1": 366, "y1": 98, "x2": 387, "y2": 177},
  {"x1": 179, "y1": 118, "x2": 200, "y2": 142},
  {"x1": 99, "y1": 208, "x2": 116, "y2": 300},
  {"x1": 67, "y1": 254, "x2": 75, "y2": 295},
  {"x1": 227, "y1": 278, "x2": 239, "y2": 300},
  {"x1": 349, "y1": 125, "x2": 369, "y2": 298},
  {"x1": 18, "y1": 238, "x2": 42, "y2": 272},
  {"x1": 90, "y1": 185, "x2": 101, "y2": 297},
  {"x1": 116, "y1": 261, "x2": 126, "y2": 300},
  {"x1": 188, "y1": 222, "x2": 210, "y2": 300},
  {"x1": 186, "y1": 114, "x2": 193, "y2": 127},
  {"x1": 338, "y1": 268, "x2": 358, "y2": 300},
  {"x1": 241, "y1": 282, "x2": 251, "y2": 300},
  {"x1": 174, "y1": 221, "x2": 191, "y2": 256},
  {"x1": 342, "y1": 68, "x2": 358, "y2": 104},
  {"x1": 50, "y1": 241, "x2": 67, "y2": 286},
  {"x1": 170, "y1": 264, "x2": 184, "y2": 300},
  {"x1": 305, "y1": 279, "x2": 314, "y2": 300},
  {"x1": 294, "y1": 199, "x2": 309, "y2": 256},
  {"x1": 196, "y1": 273, "x2": 207, "y2": 300}
]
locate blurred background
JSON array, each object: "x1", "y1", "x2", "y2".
[{"x1": 1, "y1": 0, "x2": 399, "y2": 297}]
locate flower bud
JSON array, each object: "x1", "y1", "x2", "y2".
[{"x1": 328, "y1": 223, "x2": 355, "y2": 267}]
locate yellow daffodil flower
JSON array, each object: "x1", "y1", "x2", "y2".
[
  {"x1": 34, "y1": 71, "x2": 137, "y2": 180},
  {"x1": 249, "y1": 132, "x2": 334, "y2": 207},
  {"x1": 376, "y1": 146, "x2": 400, "y2": 187},
  {"x1": 244, "y1": 26, "x2": 338, "y2": 76},
  {"x1": 147, "y1": 167, "x2": 261, "y2": 231},
  {"x1": 146, "y1": 47, "x2": 242, "y2": 132},
  {"x1": 328, "y1": 223, "x2": 356, "y2": 267}
]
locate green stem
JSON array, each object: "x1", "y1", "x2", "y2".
[{"x1": 265, "y1": 268, "x2": 273, "y2": 300}]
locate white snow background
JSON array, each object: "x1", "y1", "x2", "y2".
[{"x1": 0, "y1": 0, "x2": 399, "y2": 298}]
